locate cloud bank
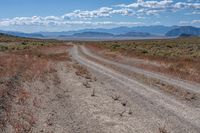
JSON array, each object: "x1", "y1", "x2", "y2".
[{"x1": 0, "y1": 0, "x2": 199, "y2": 29}]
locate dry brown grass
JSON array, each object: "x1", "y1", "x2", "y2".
[
  {"x1": 80, "y1": 45, "x2": 199, "y2": 104},
  {"x1": 0, "y1": 45, "x2": 71, "y2": 79},
  {"x1": 16, "y1": 89, "x2": 31, "y2": 105},
  {"x1": 73, "y1": 63, "x2": 92, "y2": 79},
  {"x1": 159, "y1": 127, "x2": 169, "y2": 133},
  {"x1": 0, "y1": 43, "x2": 72, "y2": 132},
  {"x1": 85, "y1": 39, "x2": 200, "y2": 83},
  {"x1": 10, "y1": 108, "x2": 36, "y2": 133}
]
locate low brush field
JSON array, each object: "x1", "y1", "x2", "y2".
[
  {"x1": 85, "y1": 37, "x2": 200, "y2": 83},
  {"x1": 0, "y1": 35, "x2": 72, "y2": 132}
]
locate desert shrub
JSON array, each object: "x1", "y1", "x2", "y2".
[{"x1": 0, "y1": 45, "x2": 8, "y2": 51}]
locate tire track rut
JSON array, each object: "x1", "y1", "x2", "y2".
[{"x1": 81, "y1": 46, "x2": 200, "y2": 94}]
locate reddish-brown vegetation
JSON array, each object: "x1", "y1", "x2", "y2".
[
  {"x1": 85, "y1": 40, "x2": 200, "y2": 83},
  {"x1": 0, "y1": 43, "x2": 71, "y2": 132}
]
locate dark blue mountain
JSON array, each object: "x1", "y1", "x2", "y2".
[
  {"x1": 72, "y1": 32, "x2": 114, "y2": 37},
  {"x1": 1, "y1": 25, "x2": 199, "y2": 38},
  {"x1": 165, "y1": 26, "x2": 200, "y2": 36},
  {"x1": 35, "y1": 25, "x2": 178, "y2": 37},
  {"x1": 116, "y1": 32, "x2": 152, "y2": 37},
  {"x1": 0, "y1": 30, "x2": 44, "y2": 38}
]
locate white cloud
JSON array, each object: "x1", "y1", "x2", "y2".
[
  {"x1": 111, "y1": 8, "x2": 134, "y2": 16},
  {"x1": 137, "y1": 9, "x2": 164, "y2": 15},
  {"x1": 178, "y1": 20, "x2": 200, "y2": 25},
  {"x1": 0, "y1": 0, "x2": 199, "y2": 28},
  {"x1": 116, "y1": 0, "x2": 200, "y2": 15},
  {"x1": 44, "y1": 16, "x2": 61, "y2": 21},
  {"x1": 191, "y1": 11, "x2": 200, "y2": 14},
  {"x1": 0, "y1": 16, "x2": 143, "y2": 27},
  {"x1": 174, "y1": 2, "x2": 200, "y2": 9},
  {"x1": 191, "y1": 20, "x2": 200, "y2": 24},
  {"x1": 62, "y1": 7, "x2": 113, "y2": 19},
  {"x1": 154, "y1": 21, "x2": 161, "y2": 24},
  {"x1": 0, "y1": 16, "x2": 61, "y2": 26},
  {"x1": 179, "y1": 20, "x2": 189, "y2": 25},
  {"x1": 0, "y1": 6, "x2": 139, "y2": 27},
  {"x1": 116, "y1": 0, "x2": 173, "y2": 9},
  {"x1": 62, "y1": 7, "x2": 136, "y2": 20}
]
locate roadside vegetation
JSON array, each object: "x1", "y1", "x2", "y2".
[
  {"x1": 0, "y1": 33, "x2": 65, "y2": 51},
  {"x1": 86, "y1": 37, "x2": 200, "y2": 59},
  {"x1": 84, "y1": 37, "x2": 200, "y2": 83},
  {"x1": 0, "y1": 34, "x2": 71, "y2": 132}
]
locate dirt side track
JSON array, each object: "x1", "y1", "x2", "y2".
[
  {"x1": 80, "y1": 45, "x2": 200, "y2": 94},
  {"x1": 70, "y1": 45, "x2": 200, "y2": 133}
]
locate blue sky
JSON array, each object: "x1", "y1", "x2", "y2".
[{"x1": 0, "y1": 0, "x2": 199, "y2": 32}]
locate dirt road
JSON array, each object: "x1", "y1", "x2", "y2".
[
  {"x1": 80, "y1": 45, "x2": 200, "y2": 93},
  {"x1": 70, "y1": 45, "x2": 200, "y2": 133},
  {"x1": 2, "y1": 44, "x2": 200, "y2": 133}
]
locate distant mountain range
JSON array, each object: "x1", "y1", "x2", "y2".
[
  {"x1": 36, "y1": 25, "x2": 177, "y2": 37},
  {"x1": 0, "y1": 30, "x2": 44, "y2": 38},
  {"x1": 165, "y1": 26, "x2": 200, "y2": 37},
  {"x1": 116, "y1": 32, "x2": 151, "y2": 37},
  {"x1": 0, "y1": 26, "x2": 199, "y2": 39},
  {"x1": 0, "y1": 33, "x2": 16, "y2": 38},
  {"x1": 59, "y1": 31, "x2": 153, "y2": 38},
  {"x1": 72, "y1": 32, "x2": 114, "y2": 37}
]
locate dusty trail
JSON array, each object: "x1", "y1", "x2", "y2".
[
  {"x1": 80, "y1": 45, "x2": 200, "y2": 94},
  {"x1": 70, "y1": 45, "x2": 200, "y2": 132}
]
